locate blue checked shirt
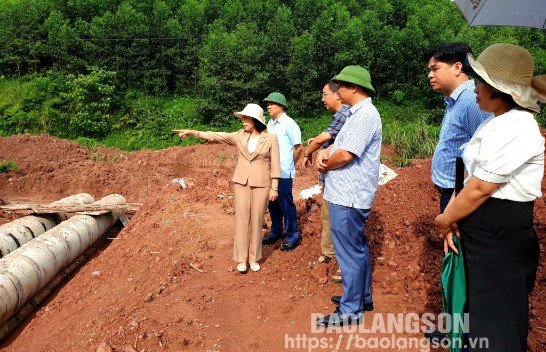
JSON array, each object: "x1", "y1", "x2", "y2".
[
  {"x1": 267, "y1": 113, "x2": 302, "y2": 178},
  {"x1": 432, "y1": 80, "x2": 492, "y2": 189},
  {"x1": 323, "y1": 105, "x2": 351, "y2": 149},
  {"x1": 319, "y1": 105, "x2": 351, "y2": 183},
  {"x1": 324, "y1": 98, "x2": 382, "y2": 209}
]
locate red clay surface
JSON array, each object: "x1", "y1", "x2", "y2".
[{"x1": 0, "y1": 134, "x2": 544, "y2": 352}]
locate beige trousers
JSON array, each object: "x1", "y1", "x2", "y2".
[
  {"x1": 233, "y1": 183, "x2": 270, "y2": 263},
  {"x1": 320, "y1": 193, "x2": 335, "y2": 258}
]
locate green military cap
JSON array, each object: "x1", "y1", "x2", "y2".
[
  {"x1": 263, "y1": 92, "x2": 288, "y2": 110},
  {"x1": 333, "y1": 65, "x2": 376, "y2": 95}
]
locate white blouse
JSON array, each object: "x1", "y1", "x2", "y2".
[
  {"x1": 461, "y1": 109, "x2": 544, "y2": 202},
  {"x1": 247, "y1": 136, "x2": 259, "y2": 154}
]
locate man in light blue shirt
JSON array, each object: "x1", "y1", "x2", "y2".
[
  {"x1": 425, "y1": 42, "x2": 491, "y2": 212},
  {"x1": 261, "y1": 92, "x2": 302, "y2": 251},
  {"x1": 315, "y1": 66, "x2": 381, "y2": 327}
]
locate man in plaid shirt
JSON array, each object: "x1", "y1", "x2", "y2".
[{"x1": 303, "y1": 80, "x2": 350, "y2": 269}]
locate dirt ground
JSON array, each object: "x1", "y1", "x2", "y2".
[{"x1": 0, "y1": 134, "x2": 544, "y2": 352}]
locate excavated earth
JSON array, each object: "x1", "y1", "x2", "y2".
[{"x1": 0, "y1": 134, "x2": 544, "y2": 352}]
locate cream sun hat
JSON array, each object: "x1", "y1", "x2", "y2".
[
  {"x1": 467, "y1": 43, "x2": 546, "y2": 113},
  {"x1": 233, "y1": 103, "x2": 266, "y2": 127}
]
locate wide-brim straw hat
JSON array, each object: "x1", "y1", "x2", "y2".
[
  {"x1": 467, "y1": 43, "x2": 546, "y2": 113},
  {"x1": 233, "y1": 103, "x2": 266, "y2": 127}
]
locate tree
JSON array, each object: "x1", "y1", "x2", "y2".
[
  {"x1": 88, "y1": 3, "x2": 149, "y2": 88},
  {"x1": 0, "y1": 0, "x2": 55, "y2": 75},
  {"x1": 142, "y1": 0, "x2": 174, "y2": 95},
  {"x1": 169, "y1": 0, "x2": 210, "y2": 92},
  {"x1": 309, "y1": 3, "x2": 358, "y2": 81},
  {"x1": 198, "y1": 21, "x2": 268, "y2": 123},
  {"x1": 43, "y1": 11, "x2": 89, "y2": 72},
  {"x1": 286, "y1": 31, "x2": 317, "y2": 112},
  {"x1": 263, "y1": 5, "x2": 295, "y2": 94}
]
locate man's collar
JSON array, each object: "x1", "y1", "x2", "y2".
[
  {"x1": 336, "y1": 104, "x2": 350, "y2": 113},
  {"x1": 448, "y1": 79, "x2": 474, "y2": 101},
  {"x1": 349, "y1": 97, "x2": 372, "y2": 114},
  {"x1": 270, "y1": 112, "x2": 287, "y2": 123}
]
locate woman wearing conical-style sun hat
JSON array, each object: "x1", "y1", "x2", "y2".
[
  {"x1": 435, "y1": 43, "x2": 546, "y2": 352},
  {"x1": 174, "y1": 104, "x2": 281, "y2": 273}
]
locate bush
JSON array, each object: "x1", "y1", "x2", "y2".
[{"x1": 60, "y1": 67, "x2": 119, "y2": 138}]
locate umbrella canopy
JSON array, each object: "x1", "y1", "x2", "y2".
[{"x1": 452, "y1": 0, "x2": 546, "y2": 29}]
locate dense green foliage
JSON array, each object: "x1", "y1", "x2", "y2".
[{"x1": 0, "y1": 0, "x2": 545, "y2": 164}]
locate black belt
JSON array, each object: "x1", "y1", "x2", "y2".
[{"x1": 436, "y1": 187, "x2": 454, "y2": 195}]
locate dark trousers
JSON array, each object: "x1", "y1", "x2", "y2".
[
  {"x1": 268, "y1": 178, "x2": 299, "y2": 243},
  {"x1": 438, "y1": 187, "x2": 454, "y2": 213},
  {"x1": 459, "y1": 198, "x2": 539, "y2": 352}
]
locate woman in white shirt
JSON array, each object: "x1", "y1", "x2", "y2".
[{"x1": 435, "y1": 43, "x2": 546, "y2": 352}]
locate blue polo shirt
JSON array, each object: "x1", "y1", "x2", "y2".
[
  {"x1": 267, "y1": 113, "x2": 302, "y2": 178},
  {"x1": 324, "y1": 98, "x2": 382, "y2": 209},
  {"x1": 432, "y1": 80, "x2": 492, "y2": 189}
]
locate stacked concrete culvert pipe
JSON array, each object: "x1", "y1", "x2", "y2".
[
  {"x1": 0, "y1": 194, "x2": 126, "y2": 327},
  {"x1": 0, "y1": 193, "x2": 95, "y2": 258}
]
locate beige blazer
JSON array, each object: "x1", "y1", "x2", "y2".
[{"x1": 209, "y1": 130, "x2": 281, "y2": 187}]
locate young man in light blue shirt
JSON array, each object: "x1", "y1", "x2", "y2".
[
  {"x1": 423, "y1": 42, "x2": 491, "y2": 345},
  {"x1": 261, "y1": 92, "x2": 302, "y2": 251},
  {"x1": 425, "y1": 42, "x2": 491, "y2": 212}
]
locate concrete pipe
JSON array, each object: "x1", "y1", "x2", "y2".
[
  {"x1": 0, "y1": 193, "x2": 95, "y2": 258},
  {"x1": 50, "y1": 193, "x2": 96, "y2": 223},
  {"x1": 0, "y1": 224, "x2": 118, "y2": 341},
  {"x1": 0, "y1": 194, "x2": 126, "y2": 326}
]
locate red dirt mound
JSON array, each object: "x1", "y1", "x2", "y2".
[{"x1": 0, "y1": 134, "x2": 544, "y2": 351}]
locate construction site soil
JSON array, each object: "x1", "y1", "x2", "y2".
[{"x1": 0, "y1": 134, "x2": 544, "y2": 352}]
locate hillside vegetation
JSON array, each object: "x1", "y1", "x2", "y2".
[{"x1": 0, "y1": 0, "x2": 544, "y2": 164}]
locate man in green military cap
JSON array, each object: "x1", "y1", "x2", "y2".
[
  {"x1": 261, "y1": 92, "x2": 302, "y2": 251},
  {"x1": 315, "y1": 65, "x2": 381, "y2": 326}
]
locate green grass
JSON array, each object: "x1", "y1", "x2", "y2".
[
  {"x1": 294, "y1": 113, "x2": 334, "y2": 143},
  {"x1": 377, "y1": 100, "x2": 440, "y2": 166},
  {"x1": 0, "y1": 159, "x2": 21, "y2": 173},
  {"x1": 383, "y1": 118, "x2": 439, "y2": 166}
]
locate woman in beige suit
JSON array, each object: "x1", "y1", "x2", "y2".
[{"x1": 175, "y1": 104, "x2": 281, "y2": 273}]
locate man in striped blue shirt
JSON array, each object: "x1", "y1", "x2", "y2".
[
  {"x1": 425, "y1": 42, "x2": 491, "y2": 212},
  {"x1": 315, "y1": 66, "x2": 381, "y2": 327}
]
